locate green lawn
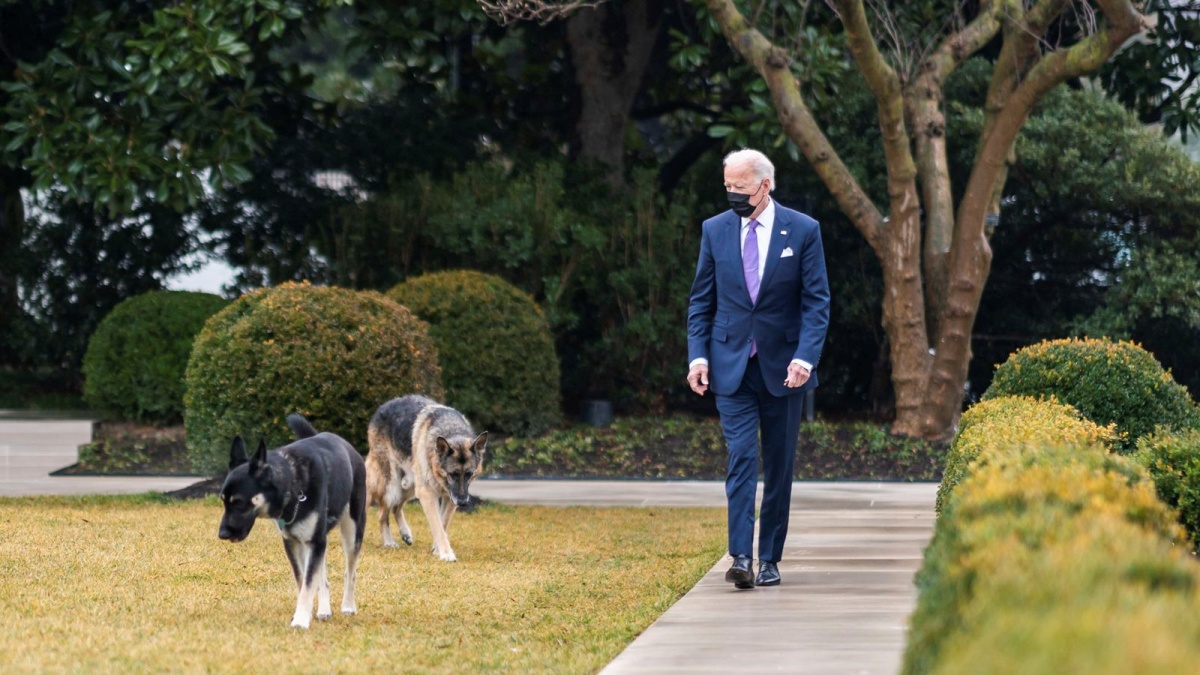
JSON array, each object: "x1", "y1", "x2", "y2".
[{"x1": 0, "y1": 495, "x2": 724, "y2": 673}]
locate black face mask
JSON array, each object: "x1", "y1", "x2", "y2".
[{"x1": 727, "y1": 183, "x2": 763, "y2": 218}]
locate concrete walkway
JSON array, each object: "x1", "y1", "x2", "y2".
[
  {"x1": 473, "y1": 480, "x2": 937, "y2": 674},
  {"x1": 0, "y1": 473, "x2": 201, "y2": 497},
  {"x1": 0, "y1": 413, "x2": 200, "y2": 497},
  {"x1": 1, "y1": 470, "x2": 937, "y2": 674}
]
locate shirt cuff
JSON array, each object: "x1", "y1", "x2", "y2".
[
  {"x1": 791, "y1": 359, "x2": 812, "y2": 371},
  {"x1": 689, "y1": 358, "x2": 709, "y2": 370}
]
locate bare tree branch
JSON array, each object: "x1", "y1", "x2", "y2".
[
  {"x1": 705, "y1": 0, "x2": 886, "y2": 248},
  {"x1": 478, "y1": 0, "x2": 611, "y2": 25},
  {"x1": 913, "y1": 1, "x2": 1004, "y2": 339},
  {"x1": 831, "y1": 0, "x2": 918, "y2": 230}
]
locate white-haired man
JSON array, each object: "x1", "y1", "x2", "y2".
[{"x1": 686, "y1": 148, "x2": 830, "y2": 588}]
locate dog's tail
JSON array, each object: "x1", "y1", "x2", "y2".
[{"x1": 287, "y1": 413, "x2": 319, "y2": 439}]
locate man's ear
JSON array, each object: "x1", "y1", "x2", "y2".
[
  {"x1": 473, "y1": 431, "x2": 488, "y2": 454},
  {"x1": 229, "y1": 436, "x2": 248, "y2": 470}
]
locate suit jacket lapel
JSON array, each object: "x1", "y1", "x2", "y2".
[
  {"x1": 760, "y1": 207, "x2": 791, "y2": 291},
  {"x1": 724, "y1": 212, "x2": 749, "y2": 299}
]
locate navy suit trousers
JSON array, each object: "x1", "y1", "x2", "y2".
[{"x1": 715, "y1": 356, "x2": 803, "y2": 562}]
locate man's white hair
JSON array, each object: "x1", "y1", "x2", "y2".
[{"x1": 723, "y1": 148, "x2": 775, "y2": 192}]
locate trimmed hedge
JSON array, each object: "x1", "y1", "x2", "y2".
[
  {"x1": 935, "y1": 396, "x2": 1116, "y2": 513},
  {"x1": 82, "y1": 290, "x2": 229, "y2": 424},
  {"x1": 1134, "y1": 429, "x2": 1200, "y2": 544},
  {"x1": 184, "y1": 282, "x2": 443, "y2": 475},
  {"x1": 930, "y1": 516, "x2": 1200, "y2": 675},
  {"x1": 388, "y1": 270, "x2": 560, "y2": 436},
  {"x1": 904, "y1": 396, "x2": 1195, "y2": 675},
  {"x1": 984, "y1": 337, "x2": 1200, "y2": 452}
]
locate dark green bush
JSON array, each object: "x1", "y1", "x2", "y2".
[
  {"x1": 184, "y1": 282, "x2": 443, "y2": 475},
  {"x1": 1134, "y1": 429, "x2": 1200, "y2": 544},
  {"x1": 984, "y1": 337, "x2": 1200, "y2": 452},
  {"x1": 388, "y1": 270, "x2": 560, "y2": 435},
  {"x1": 82, "y1": 290, "x2": 229, "y2": 424}
]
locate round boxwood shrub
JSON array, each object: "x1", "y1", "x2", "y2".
[
  {"x1": 984, "y1": 338, "x2": 1200, "y2": 452},
  {"x1": 82, "y1": 290, "x2": 229, "y2": 424},
  {"x1": 184, "y1": 282, "x2": 443, "y2": 475},
  {"x1": 388, "y1": 270, "x2": 560, "y2": 435}
]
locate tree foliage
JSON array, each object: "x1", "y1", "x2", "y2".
[{"x1": 0, "y1": 0, "x2": 346, "y2": 212}]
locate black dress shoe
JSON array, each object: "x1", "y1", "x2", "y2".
[
  {"x1": 725, "y1": 555, "x2": 755, "y2": 589},
  {"x1": 756, "y1": 561, "x2": 781, "y2": 586}
]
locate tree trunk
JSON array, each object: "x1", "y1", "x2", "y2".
[
  {"x1": 878, "y1": 214, "x2": 935, "y2": 436},
  {"x1": 565, "y1": 0, "x2": 662, "y2": 188}
]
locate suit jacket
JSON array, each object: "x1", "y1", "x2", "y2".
[{"x1": 687, "y1": 202, "x2": 831, "y2": 398}]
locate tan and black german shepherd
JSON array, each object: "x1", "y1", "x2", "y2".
[{"x1": 365, "y1": 394, "x2": 487, "y2": 562}]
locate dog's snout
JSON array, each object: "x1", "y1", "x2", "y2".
[{"x1": 218, "y1": 527, "x2": 232, "y2": 540}]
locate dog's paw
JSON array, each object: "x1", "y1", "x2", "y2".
[
  {"x1": 342, "y1": 605, "x2": 357, "y2": 615},
  {"x1": 290, "y1": 617, "x2": 311, "y2": 630},
  {"x1": 438, "y1": 549, "x2": 458, "y2": 563},
  {"x1": 383, "y1": 540, "x2": 400, "y2": 549},
  {"x1": 401, "y1": 533, "x2": 413, "y2": 546},
  {"x1": 317, "y1": 611, "x2": 332, "y2": 621}
]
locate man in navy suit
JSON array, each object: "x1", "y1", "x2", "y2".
[{"x1": 687, "y1": 148, "x2": 830, "y2": 589}]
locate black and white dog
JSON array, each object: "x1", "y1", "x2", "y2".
[{"x1": 218, "y1": 414, "x2": 367, "y2": 629}]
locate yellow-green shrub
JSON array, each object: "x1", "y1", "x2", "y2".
[
  {"x1": 388, "y1": 270, "x2": 560, "y2": 435},
  {"x1": 1134, "y1": 429, "x2": 1200, "y2": 544},
  {"x1": 936, "y1": 396, "x2": 1117, "y2": 513},
  {"x1": 184, "y1": 282, "x2": 443, "y2": 475},
  {"x1": 904, "y1": 443, "x2": 1183, "y2": 675},
  {"x1": 984, "y1": 337, "x2": 1200, "y2": 452},
  {"x1": 931, "y1": 516, "x2": 1200, "y2": 675}
]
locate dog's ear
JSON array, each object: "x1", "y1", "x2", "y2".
[
  {"x1": 250, "y1": 439, "x2": 271, "y2": 480},
  {"x1": 473, "y1": 431, "x2": 488, "y2": 454},
  {"x1": 229, "y1": 436, "x2": 248, "y2": 470},
  {"x1": 436, "y1": 436, "x2": 452, "y2": 456}
]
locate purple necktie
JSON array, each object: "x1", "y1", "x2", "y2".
[
  {"x1": 743, "y1": 219, "x2": 760, "y2": 303},
  {"x1": 743, "y1": 219, "x2": 760, "y2": 356}
]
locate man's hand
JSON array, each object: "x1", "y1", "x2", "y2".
[
  {"x1": 784, "y1": 362, "x2": 810, "y2": 388},
  {"x1": 688, "y1": 364, "x2": 710, "y2": 396}
]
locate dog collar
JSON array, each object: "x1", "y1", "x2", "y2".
[{"x1": 277, "y1": 491, "x2": 307, "y2": 529}]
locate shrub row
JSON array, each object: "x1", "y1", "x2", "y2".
[
  {"x1": 81, "y1": 272, "x2": 558, "y2": 474},
  {"x1": 487, "y1": 416, "x2": 946, "y2": 480},
  {"x1": 904, "y1": 396, "x2": 1200, "y2": 674}
]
